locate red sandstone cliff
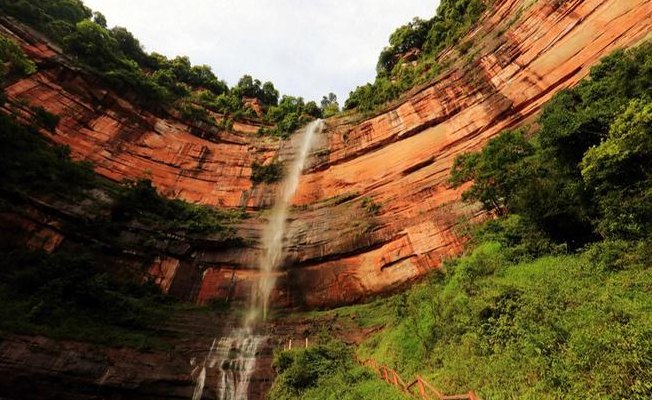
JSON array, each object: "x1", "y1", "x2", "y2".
[{"x1": 2, "y1": 0, "x2": 652, "y2": 310}]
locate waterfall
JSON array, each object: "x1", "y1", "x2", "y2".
[
  {"x1": 192, "y1": 119, "x2": 323, "y2": 400},
  {"x1": 247, "y1": 118, "x2": 324, "y2": 324},
  {"x1": 214, "y1": 329, "x2": 265, "y2": 400}
]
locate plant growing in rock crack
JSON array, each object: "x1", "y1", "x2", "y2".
[
  {"x1": 251, "y1": 160, "x2": 284, "y2": 184},
  {"x1": 362, "y1": 197, "x2": 381, "y2": 216}
]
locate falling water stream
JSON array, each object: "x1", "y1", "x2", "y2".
[{"x1": 192, "y1": 119, "x2": 324, "y2": 400}]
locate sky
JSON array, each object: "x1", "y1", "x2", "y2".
[{"x1": 82, "y1": 0, "x2": 437, "y2": 103}]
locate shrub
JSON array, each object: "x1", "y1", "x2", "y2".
[
  {"x1": 32, "y1": 105, "x2": 60, "y2": 132},
  {"x1": 251, "y1": 161, "x2": 283, "y2": 184},
  {"x1": 0, "y1": 34, "x2": 37, "y2": 81},
  {"x1": 269, "y1": 340, "x2": 408, "y2": 400},
  {"x1": 0, "y1": 243, "x2": 172, "y2": 349},
  {"x1": 111, "y1": 179, "x2": 241, "y2": 236},
  {"x1": 361, "y1": 197, "x2": 381, "y2": 215},
  {"x1": 0, "y1": 113, "x2": 96, "y2": 196}
]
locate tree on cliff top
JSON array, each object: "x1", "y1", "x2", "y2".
[
  {"x1": 450, "y1": 42, "x2": 652, "y2": 246},
  {"x1": 0, "y1": 35, "x2": 37, "y2": 82},
  {"x1": 346, "y1": 0, "x2": 486, "y2": 112}
]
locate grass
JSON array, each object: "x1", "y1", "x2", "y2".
[
  {"x1": 279, "y1": 233, "x2": 652, "y2": 399},
  {"x1": 354, "y1": 240, "x2": 652, "y2": 399},
  {"x1": 268, "y1": 340, "x2": 409, "y2": 400}
]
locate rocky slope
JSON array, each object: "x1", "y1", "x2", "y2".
[
  {"x1": 2, "y1": 0, "x2": 652, "y2": 399},
  {"x1": 3, "y1": 0, "x2": 652, "y2": 310},
  {"x1": 0, "y1": 310, "x2": 337, "y2": 400}
]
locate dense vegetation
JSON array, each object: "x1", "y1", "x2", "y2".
[
  {"x1": 345, "y1": 0, "x2": 485, "y2": 112},
  {"x1": 354, "y1": 237, "x2": 652, "y2": 399},
  {"x1": 0, "y1": 0, "x2": 329, "y2": 135},
  {"x1": 272, "y1": 43, "x2": 652, "y2": 399},
  {"x1": 269, "y1": 340, "x2": 408, "y2": 400},
  {"x1": 0, "y1": 245, "x2": 172, "y2": 349},
  {"x1": 0, "y1": 109, "x2": 244, "y2": 346},
  {"x1": 260, "y1": 94, "x2": 324, "y2": 138},
  {"x1": 251, "y1": 160, "x2": 284, "y2": 184},
  {"x1": 0, "y1": 40, "x2": 243, "y2": 345},
  {"x1": 0, "y1": 34, "x2": 36, "y2": 82},
  {"x1": 450, "y1": 42, "x2": 652, "y2": 246}
]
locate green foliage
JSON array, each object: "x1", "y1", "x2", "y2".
[
  {"x1": 450, "y1": 43, "x2": 652, "y2": 245},
  {"x1": 269, "y1": 340, "x2": 408, "y2": 400},
  {"x1": 0, "y1": 0, "x2": 91, "y2": 42},
  {"x1": 64, "y1": 19, "x2": 120, "y2": 68},
  {"x1": 233, "y1": 74, "x2": 279, "y2": 106},
  {"x1": 450, "y1": 130, "x2": 534, "y2": 216},
  {"x1": 263, "y1": 95, "x2": 317, "y2": 137},
  {"x1": 111, "y1": 179, "x2": 242, "y2": 236},
  {"x1": 377, "y1": 17, "x2": 433, "y2": 76},
  {"x1": 0, "y1": 34, "x2": 35, "y2": 103},
  {"x1": 343, "y1": 42, "x2": 652, "y2": 400},
  {"x1": 345, "y1": 0, "x2": 485, "y2": 112},
  {"x1": 179, "y1": 101, "x2": 212, "y2": 124},
  {"x1": 0, "y1": 113, "x2": 96, "y2": 197},
  {"x1": 424, "y1": 0, "x2": 486, "y2": 56},
  {"x1": 0, "y1": 108, "x2": 244, "y2": 347},
  {"x1": 580, "y1": 98, "x2": 652, "y2": 239},
  {"x1": 0, "y1": 244, "x2": 171, "y2": 349},
  {"x1": 320, "y1": 93, "x2": 340, "y2": 117},
  {"x1": 0, "y1": 34, "x2": 37, "y2": 82},
  {"x1": 251, "y1": 161, "x2": 283, "y2": 184},
  {"x1": 304, "y1": 101, "x2": 322, "y2": 119},
  {"x1": 357, "y1": 238, "x2": 652, "y2": 399},
  {"x1": 0, "y1": 110, "x2": 242, "y2": 238},
  {"x1": 361, "y1": 197, "x2": 381, "y2": 216},
  {"x1": 0, "y1": 0, "x2": 321, "y2": 133},
  {"x1": 344, "y1": 73, "x2": 415, "y2": 113},
  {"x1": 109, "y1": 26, "x2": 150, "y2": 69},
  {"x1": 472, "y1": 215, "x2": 565, "y2": 262},
  {"x1": 31, "y1": 105, "x2": 60, "y2": 132}
]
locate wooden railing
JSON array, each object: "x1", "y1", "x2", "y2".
[{"x1": 357, "y1": 357, "x2": 480, "y2": 400}]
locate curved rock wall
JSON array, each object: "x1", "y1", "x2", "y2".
[
  {"x1": 281, "y1": 0, "x2": 652, "y2": 306},
  {"x1": 3, "y1": 0, "x2": 652, "y2": 308}
]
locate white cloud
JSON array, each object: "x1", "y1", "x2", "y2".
[{"x1": 83, "y1": 0, "x2": 438, "y2": 103}]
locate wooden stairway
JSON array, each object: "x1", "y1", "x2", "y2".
[{"x1": 357, "y1": 357, "x2": 481, "y2": 400}]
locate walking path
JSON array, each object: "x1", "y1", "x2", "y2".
[{"x1": 357, "y1": 357, "x2": 480, "y2": 400}]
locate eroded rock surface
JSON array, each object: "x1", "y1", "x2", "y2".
[
  {"x1": 3, "y1": 0, "x2": 652, "y2": 308},
  {"x1": 2, "y1": 1, "x2": 652, "y2": 398}
]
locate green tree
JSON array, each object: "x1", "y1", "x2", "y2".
[
  {"x1": 450, "y1": 130, "x2": 534, "y2": 216},
  {"x1": 63, "y1": 20, "x2": 120, "y2": 69},
  {"x1": 581, "y1": 99, "x2": 652, "y2": 239},
  {"x1": 321, "y1": 92, "x2": 340, "y2": 117},
  {"x1": 92, "y1": 11, "x2": 107, "y2": 28},
  {"x1": 450, "y1": 43, "x2": 652, "y2": 247},
  {"x1": 304, "y1": 101, "x2": 322, "y2": 118},
  {"x1": 234, "y1": 75, "x2": 278, "y2": 106},
  {"x1": 377, "y1": 17, "x2": 432, "y2": 76},
  {"x1": 110, "y1": 26, "x2": 151, "y2": 68},
  {"x1": 0, "y1": 35, "x2": 37, "y2": 82},
  {"x1": 262, "y1": 81, "x2": 280, "y2": 106},
  {"x1": 345, "y1": 0, "x2": 486, "y2": 112}
]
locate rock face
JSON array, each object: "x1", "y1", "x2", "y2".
[
  {"x1": 3, "y1": 0, "x2": 652, "y2": 310},
  {"x1": 0, "y1": 334, "x2": 193, "y2": 400},
  {"x1": 0, "y1": 312, "x2": 320, "y2": 400},
  {"x1": 2, "y1": 1, "x2": 652, "y2": 398}
]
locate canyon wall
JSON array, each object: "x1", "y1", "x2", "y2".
[{"x1": 3, "y1": 0, "x2": 652, "y2": 310}]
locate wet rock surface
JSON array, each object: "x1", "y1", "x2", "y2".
[
  {"x1": 1, "y1": 0, "x2": 652, "y2": 398},
  {"x1": 4, "y1": 0, "x2": 651, "y2": 309}
]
